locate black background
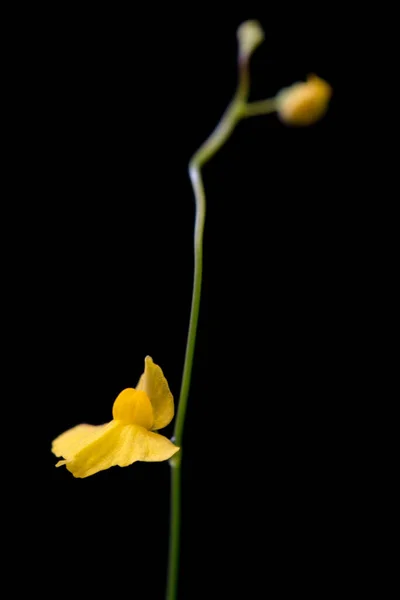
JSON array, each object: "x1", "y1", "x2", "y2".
[{"x1": 14, "y1": 5, "x2": 353, "y2": 599}]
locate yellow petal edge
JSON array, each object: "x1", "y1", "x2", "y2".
[
  {"x1": 53, "y1": 421, "x2": 179, "y2": 478},
  {"x1": 136, "y1": 356, "x2": 174, "y2": 430}
]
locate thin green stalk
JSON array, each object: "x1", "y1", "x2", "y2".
[
  {"x1": 243, "y1": 97, "x2": 277, "y2": 118},
  {"x1": 165, "y1": 61, "x2": 250, "y2": 600}
]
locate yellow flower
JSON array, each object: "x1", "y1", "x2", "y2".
[
  {"x1": 276, "y1": 74, "x2": 332, "y2": 126},
  {"x1": 52, "y1": 356, "x2": 179, "y2": 478}
]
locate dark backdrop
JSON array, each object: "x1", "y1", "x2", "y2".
[{"x1": 16, "y1": 5, "x2": 350, "y2": 599}]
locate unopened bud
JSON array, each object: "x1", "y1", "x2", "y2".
[
  {"x1": 237, "y1": 20, "x2": 265, "y2": 62},
  {"x1": 276, "y1": 74, "x2": 332, "y2": 126}
]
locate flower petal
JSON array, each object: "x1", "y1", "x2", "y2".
[
  {"x1": 112, "y1": 388, "x2": 154, "y2": 428},
  {"x1": 57, "y1": 422, "x2": 179, "y2": 478},
  {"x1": 138, "y1": 429, "x2": 180, "y2": 463},
  {"x1": 136, "y1": 356, "x2": 174, "y2": 430},
  {"x1": 52, "y1": 423, "x2": 111, "y2": 460}
]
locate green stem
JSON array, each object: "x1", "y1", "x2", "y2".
[
  {"x1": 167, "y1": 461, "x2": 181, "y2": 599},
  {"x1": 243, "y1": 97, "x2": 277, "y2": 118},
  {"x1": 165, "y1": 60, "x2": 250, "y2": 600}
]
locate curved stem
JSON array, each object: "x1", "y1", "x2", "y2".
[
  {"x1": 172, "y1": 164, "x2": 206, "y2": 450},
  {"x1": 165, "y1": 60, "x2": 250, "y2": 600},
  {"x1": 173, "y1": 60, "x2": 249, "y2": 449}
]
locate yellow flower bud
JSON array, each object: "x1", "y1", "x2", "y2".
[{"x1": 276, "y1": 74, "x2": 332, "y2": 126}]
